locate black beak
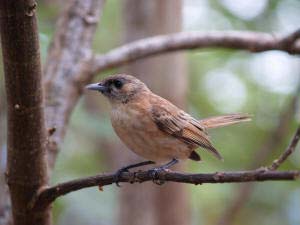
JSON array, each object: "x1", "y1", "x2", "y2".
[{"x1": 86, "y1": 83, "x2": 107, "y2": 93}]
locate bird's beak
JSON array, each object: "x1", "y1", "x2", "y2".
[{"x1": 85, "y1": 83, "x2": 107, "y2": 93}]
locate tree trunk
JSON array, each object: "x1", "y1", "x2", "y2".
[
  {"x1": 118, "y1": 1, "x2": 190, "y2": 225},
  {"x1": 0, "y1": 83, "x2": 11, "y2": 225},
  {"x1": 0, "y1": 135, "x2": 11, "y2": 224},
  {"x1": 0, "y1": 1, "x2": 50, "y2": 224}
]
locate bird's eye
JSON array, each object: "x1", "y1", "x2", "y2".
[{"x1": 113, "y1": 80, "x2": 123, "y2": 89}]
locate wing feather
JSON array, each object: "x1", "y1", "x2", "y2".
[{"x1": 151, "y1": 104, "x2": 223, "y2": 160}]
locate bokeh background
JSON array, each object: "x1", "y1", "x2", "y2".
[{"x1": 0, "y1": 0, "x2": 300, "y2": 225}]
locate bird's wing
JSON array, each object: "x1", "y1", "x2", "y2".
[{"x1": 151, "y1": 104, "x2": 223, "y2": 160}]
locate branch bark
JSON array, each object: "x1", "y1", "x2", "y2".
[
  {"x1": 32, "y1": 126, "x2": 300, "y2": 211},
  {"x1": 0, "y1": 1, "x2": 50, "y2": 224},
  {"x1": 268, "y1": 127, "x2": 300, "y2": 170},
  {"x1": 32, "y1": 170, "x2": 300, "y2": 210},
  {"x1": 90, "y1": 29, "x2": 300, "y2": 75},
  {"x1": 43, "y1": 0, "x2": 105, "y2": 169}
]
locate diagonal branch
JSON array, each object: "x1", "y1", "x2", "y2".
[
  {"x1": 268, "y1": 127, "x2": 300, "y2": 170},
  {"x1": 89, "y1": 29, "x2": 300, "y2": 76},
  {"x1": 31, "y1": 126, "x2": 300, "y2": 210}
]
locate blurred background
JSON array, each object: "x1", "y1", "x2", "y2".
[{"x1": 1, "y1": 0, "x2": 300, "y2": 225}]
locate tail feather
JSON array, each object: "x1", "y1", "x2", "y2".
[{"x1": 199, "y1": 113, "x2": 251, "y2": 129}]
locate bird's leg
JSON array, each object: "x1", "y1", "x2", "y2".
[
  {"x1": 149, "y1": 158, "x2": 179, "y2": 185},
  {"x1": 114, "y1": 160, "x2": 155, "y2": 187}
]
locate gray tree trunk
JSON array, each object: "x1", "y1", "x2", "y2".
[{"x1": 118, "y1": 1, "x2": 190, "y2": 225}]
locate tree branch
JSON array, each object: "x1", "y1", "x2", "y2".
[
  {"x1": 32, "y1": 170, "x2": 299, "y2": 210},
  {"x1": 90, "y1": 29, "x2": 300, "y2": 75},
  {"x1": 43, "y1": 0, "x2": 106, "y2": 169},
  {"x1": 32, "y1": 126, "x2": 300, "y2": 210},
  {"x1": 269, "y1": 127, "x2": 300, "y2": 170}
]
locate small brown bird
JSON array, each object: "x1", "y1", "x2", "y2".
[{"x1": 86, "y1": 74, "x2": 250, "y2": 180}]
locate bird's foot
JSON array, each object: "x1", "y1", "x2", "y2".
[
  {"x1": 114, "y1": 167, "x2": 130, "y2": 187},
  {"x1": 114, "y1": 161, "x2": 156, "y2": 187},
  {"x1": 148, "y1": 167, "x2": 170, "y2": 185}
]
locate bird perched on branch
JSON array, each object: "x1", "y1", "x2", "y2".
[{"x1": 86, "y1": 74, "x2": 251, "y2": 183}]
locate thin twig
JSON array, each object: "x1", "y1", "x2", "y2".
[{"x1": 268, "y1": 127, "x2": 300, "y2": 170}]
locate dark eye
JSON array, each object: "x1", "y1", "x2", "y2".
[{"x1": 113, "y1": 79, "x2": 123, "y2": 89}]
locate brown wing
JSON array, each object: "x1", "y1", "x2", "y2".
[{"x1": 151, "y1": 104, "x2": 223, "y2": 160}]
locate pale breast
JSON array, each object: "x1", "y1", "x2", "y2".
[{"x1": 110, "y1": 102, "x2": 193, "y2": 163}]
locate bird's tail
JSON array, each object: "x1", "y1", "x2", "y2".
[{"x1": 199, "y1": 113, "x2": 251, "y2": 129}]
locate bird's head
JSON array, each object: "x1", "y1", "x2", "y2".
[{"x1": 86, "y1": 74, "x2": 150, "y2": 104}]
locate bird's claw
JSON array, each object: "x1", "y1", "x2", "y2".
[
  {"x1": 149, "y1": 167, "x2": 168, "y2": 185},
  {"x1": 114, "y1": 167, "x2": 129, "y2": 187}
]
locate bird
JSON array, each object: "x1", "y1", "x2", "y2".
[{"x1": 86, "y1": 74, "x2": 251, "y2": 183}]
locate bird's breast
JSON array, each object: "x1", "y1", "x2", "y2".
[
  {"x1": 110, "y1": 102, "x2": 157, "y2": 139},
  {"x1": 110, "y1": 102, "x2": 192, "y2": 163}
]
